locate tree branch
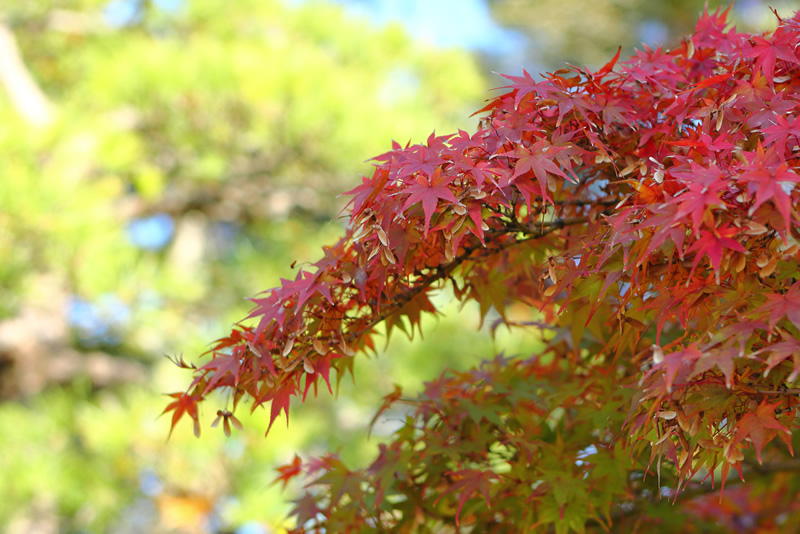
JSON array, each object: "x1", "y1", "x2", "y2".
[
  {"x1": 600, "y1": 458, "x2": 800, "y2": 528},
  {"x1": 344, "y1": 214, "x2": 590, "y2": 345},
  {"x1": 751, "y1": 389, "x2": 800, "y2": 395}
]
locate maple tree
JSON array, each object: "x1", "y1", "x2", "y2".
[{"x1": 167, "y1": 7, "x2": 800, "y2": 531}]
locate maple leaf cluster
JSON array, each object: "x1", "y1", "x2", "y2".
[{"x1": 166, "y1": 7, "x2": 800, "y2": 531}]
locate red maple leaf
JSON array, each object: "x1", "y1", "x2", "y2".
[
  {"x1": 649, "y1": 345, "x2": 704, "y2": 393},
  {"x1": 493, "y1": 111, "x2": 538, "y2": 143},
  {"x1": 762, "y1": 113, "x2": 800, "y2": 154},
  {"x1": 499, "y1": 68, "x2": 555, "y2": 109},
  {"x1": 686, "y1": 224, "x2": 746, "y2": 277},
  {"x1": 744, "y1": 28, "x2": 799, "y2": 83},
  {"x1": 690, "y1": 347, "x2": 738, "y2": 388},
  {"x1": 739, "y1": 144, "x2": 800, "y2": 233},
  {"x1": 400, "y1": 167, "x2": 458, "y2": 234},
  {"x1": 434, "y1": 469, "x2": 497, "y2": 525},
  {"x1": 447, "y1": 128, "x2": 486, "y2": 153},
  {"x1": 302, "y1": 352, "x2": 338, "y2": 401},
  {"x1": 394, "y1": 134, "x2": 449, "y2": 183},
  {"x1": 162, "y1": 391, "x2": 201, "y2": 438},
  {"x1": 273, "y1": 454, "x2": 303, "y2": 490},
  {"x1": 591, "y1": 45, "x2": 622, "y2": 79},
  {"x1": 757, "y1": 282, "x2": 800, "y2": 331},
  {"x1": 266, "y1": 381, "x2": 296, "y2": 435},
  {"x1": 510, "y1": 139, "x2": 567, "y2": 202},
  {"x1": 199, "y1": 354, "x2": 241, "y2": 394},
  {"x1": 343, "y1": 171, "x2": 388, "y2": 218},
  {"x1": 452, "y1": 151, "x2": 502, "y2": 188},
  {"x1": 671, "y1": 162, "x2": 728, "y2": 232},
  {"x1": 757, "y1": 339, "x2": 800, "y2": 382},
  {"x1": 732, "y1": 401, "x2": 790, "y2": 464}
]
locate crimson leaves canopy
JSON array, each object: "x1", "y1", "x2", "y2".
[{"x1": 167, "y1": 8, "x2": 800, "y2": 532}]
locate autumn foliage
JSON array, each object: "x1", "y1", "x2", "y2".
[{"x1": 166, "y1": 7, "x2": 800, "y2": 531}]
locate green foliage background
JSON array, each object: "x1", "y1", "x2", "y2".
[
  {"x1": 0, "y1": 0, "x2": 795, "y2": 532},
  {"x1": 0, "y1": 1, "x2": 491, "y2": 531}
]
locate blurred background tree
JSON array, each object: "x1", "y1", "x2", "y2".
[
  {"x1": 484, "y1": 0, "x2": 798, "y2": 71},
  {"x1": 0, "y1": 0, "x2": 488, "y2": 532},
  {"x1": 0, "y1": 0, "x2": 794, "y2": 532}
]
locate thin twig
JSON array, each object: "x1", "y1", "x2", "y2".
[{"x1": 345, "y1": 215, "x2": 593, "y2": 344}]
